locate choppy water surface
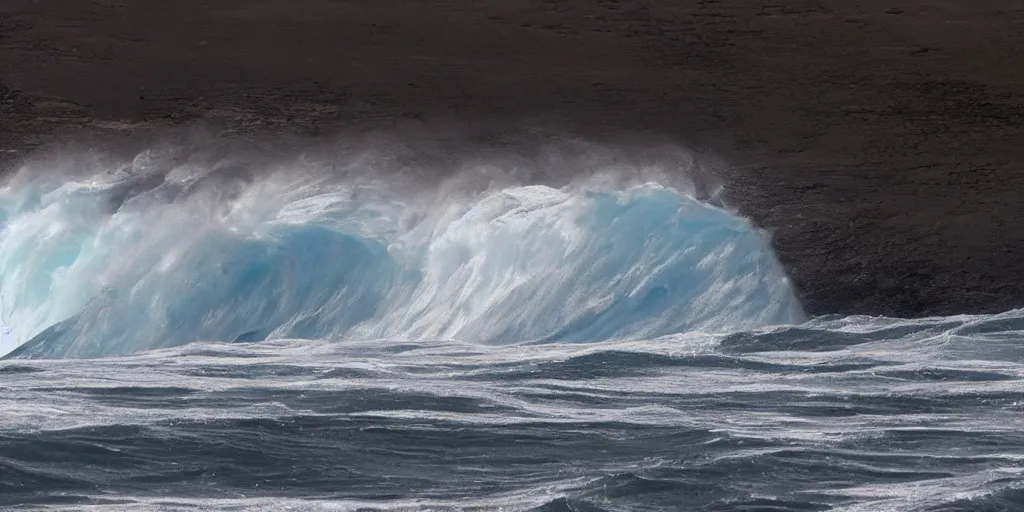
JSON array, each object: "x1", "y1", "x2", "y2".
[{"x1": 3, "y1": 312, "x2": 1023, "y2": 511}]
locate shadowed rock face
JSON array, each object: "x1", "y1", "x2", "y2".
[{"x1": 1, "y1": 0, "x2": 1022, "y2": 317}]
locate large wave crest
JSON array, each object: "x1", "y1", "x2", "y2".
[{"x1": 0, "y1": 138, "x2": 803, "y2": 358}]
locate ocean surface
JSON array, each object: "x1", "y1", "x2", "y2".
[{"x1": 1, "y1": 139, "x2": 1022, "y2": 511}]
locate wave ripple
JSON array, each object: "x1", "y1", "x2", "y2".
[{"x1": 2, "y1": 311, "x2": 1023, "y2": 510}]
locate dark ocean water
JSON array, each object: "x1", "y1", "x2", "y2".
[{"x1": 3, "y1": 312, "x2": 1023, "y2": 511}]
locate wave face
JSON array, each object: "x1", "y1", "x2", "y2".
[{"x1": 0, "y1": 140, "x2": 802, "y2": 359}]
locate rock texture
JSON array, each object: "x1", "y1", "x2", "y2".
[{"x1": 2, "y1": 0, "x2": 1023, "y2": 316}]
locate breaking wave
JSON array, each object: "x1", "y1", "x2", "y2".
[{"x1": 0, "y1": 138, "x2": 803, "y2": 358}]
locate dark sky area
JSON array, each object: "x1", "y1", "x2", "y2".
[{"x1": 1, "y1": 0, "x2": 1023, "y2": 316}]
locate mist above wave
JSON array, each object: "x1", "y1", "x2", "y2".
[{"x1": 0, "y1": 134, "x2": 803, "y2": 359}]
